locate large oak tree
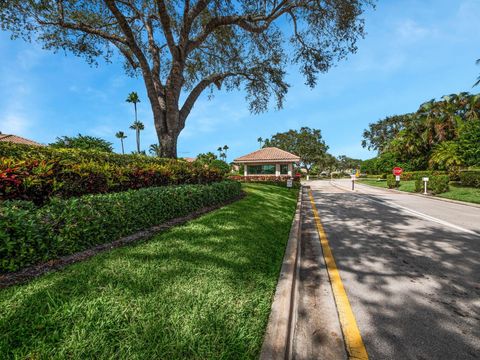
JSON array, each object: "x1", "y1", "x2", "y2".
[{"x1": 1, "y1": 0, "x2": 372, "y2": 157}]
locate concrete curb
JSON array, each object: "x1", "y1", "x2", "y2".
[
  {"x1": 354, "y1": 181, "x2": 480, "y2": 209},
  {"x1": 260, "y1": 186, "x2": 303, "y2": 360}
]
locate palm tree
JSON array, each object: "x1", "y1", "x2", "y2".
[
  {"x1": 115, "y1": 131, "x2": 127, "y2": 154},
  {"x1": 149, "y1": 143, "x2": 161, "y2": 157},
  {"x1": 217, "y1": 146, "x2": 223, "y2": 158},
  {"x1": 257, "y1": 137, "x2": 263, "y2": 148},
  {"x1": 474, "y1": 59, "x2": 480, "y2": 87},
  {"x1": 126, "y1": 92, "x2": 141, "y2": 122},
  {"x1": 130, "y1": 120, "x2": 144, "y2": 153},
  {"x1": 223, "y1": 145, "x2": 229, "y2": 156}
]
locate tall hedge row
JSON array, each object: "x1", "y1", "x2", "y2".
[
  {"x1": 0, "y1": 144, "x2": 225, "y2": 204},
  {"x1": 459, "y1": 170, "x2": 480, "y2": 188},
  {"x1": 0, "y1": 181, "x2": 242, "y2": 273}
]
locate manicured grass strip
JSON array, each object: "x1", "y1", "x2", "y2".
[
  {"x1": 0, "y1": 183, "x2": 298, "y2": 359},
  {"x1": 437, "y1": 184, "x2": 480, "y2": 204}
]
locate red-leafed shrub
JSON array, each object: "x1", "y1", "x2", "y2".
[{"x1": 0, "y1": 150, "x2": 226, "y2": 204}]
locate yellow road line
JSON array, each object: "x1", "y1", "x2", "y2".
[{"x1": 308, "y1": 190, "x2": 369, "y2": 360}]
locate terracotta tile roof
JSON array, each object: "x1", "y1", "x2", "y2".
[
  {"x1": 0, "y1": 134, "x2": 44, "y2": 146},
  {"x1": 234, "y1": 147, "x2": 300, "y2": 163},
  {"x1": 183, "y1": 157, "x2": 197, "y2": 162}
]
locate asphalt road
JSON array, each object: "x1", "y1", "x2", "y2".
[{"x1": 308, "y1": 180, "x2": 480, "y2": 360}]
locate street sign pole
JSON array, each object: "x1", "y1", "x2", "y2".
[{"x1": 392, "y1": 167, "x2": 403, "y2": 189}]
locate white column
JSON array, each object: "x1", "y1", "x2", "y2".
[
  {"x1": 275, "y1": 164, "x2": 280, "y2": 177},
  {"x1": 288, "y1": 163, "x2": 292, "y2": 176},
  {"x1": 244, "y1": 164, "x2": 248, "y2": 176}
]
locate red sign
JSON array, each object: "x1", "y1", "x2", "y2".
[{"x1": 393, "y1": 167, "x2": 403, "y2": 176}]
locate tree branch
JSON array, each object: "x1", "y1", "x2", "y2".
[
  {"x1": 155, "y1": 0, "x2": 178, "y2": 57},
  {"x1": 187, "y1": 1, "x2": 293, "y2": 51},
  {"x1": 179, "y1": 71, "x2": 253, "y2": 125}
]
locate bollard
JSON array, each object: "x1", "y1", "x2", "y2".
[{"x1": 422, "y1": 177, "x2": 429, "y2": 195}]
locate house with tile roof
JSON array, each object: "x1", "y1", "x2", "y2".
[
  {"x1": 233, "y1": 147, "x2": 300, "y2": 177},
  {"x1": 0, "y1": 133, "x2": 44, "y2": 146}
]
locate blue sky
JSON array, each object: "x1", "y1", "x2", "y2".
[{"x1": 0, "y1": 0, "x2": 479, "y2": 161}]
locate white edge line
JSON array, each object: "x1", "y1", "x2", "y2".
[{"x1": 330, "y1": 181, "x2": 479, "y2": 236}]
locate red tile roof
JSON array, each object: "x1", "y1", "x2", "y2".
[
  {"x1": 234, "y1": 147, "x2": 300, "y2": 163},
  {"x1": 0, "y1": 134, "x2": 44, "y2": 146},
  {"x1": 183, "y1": 157, "x2": 197, "y2": 162}
]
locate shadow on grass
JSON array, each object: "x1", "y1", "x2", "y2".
[{"x1": 0, "y1": 184, "x2": 298, "y2": 359}]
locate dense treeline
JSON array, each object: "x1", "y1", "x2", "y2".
[{"x1": 362, "y1": 92, "x2": 480, "y2": 174}]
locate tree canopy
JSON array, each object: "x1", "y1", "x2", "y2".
[
  {"x1": 361, "y1": 92, "x2": 480, "y2": 173},
  {"x1": 0, "y1": 0, "x2": 372, "y2": 157},
  {"x1": 264, "y1": 127, "x2": 329, "y2": 173}
]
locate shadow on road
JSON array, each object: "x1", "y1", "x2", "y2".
[{"x1": 312, "y1": 189, "x2": 480, "y2": 360}]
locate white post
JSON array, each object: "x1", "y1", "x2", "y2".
[
  {"x1": 423, "y1": 177, "x2": 429, "y2": 195},
  {"x1": 244, "y1": 165, "x2": 248, "y2": 177},
  {"x1": 275, "y1": 164, "x2": 280, "y2": 177},
  {"x1": 288, "y1": 163, "x2": 292, "y2": 177}
]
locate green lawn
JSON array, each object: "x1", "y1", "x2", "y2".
[
  {"x1": 438, "y1": 184, "x2": 480, "y2": 204},
  {"x1": 359, "y1": 179, "x2": 480, "y2": 204},
  {"x1": 0, "y1": 183, "x2": 298, "y2": 359},
  {"x1": 358, "y1": 179, "x2": 417, "y2": 192}
]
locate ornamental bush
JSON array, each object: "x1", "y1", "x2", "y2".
[
  {"x1": 386, "y1": 175, "x2": 398, "y2": 188},
  {"x1": 0, "y1": 181, "x2": 242, "y2": 273},
  {"x1": 459, "y1": 170, "x2": 480, "y2": 188},
  {"x1": 414, "y1": 175, "x2": 450, "y2": 194},
  {"x1": 0, "y1": 145, "x2": 226, "y2": 204}
]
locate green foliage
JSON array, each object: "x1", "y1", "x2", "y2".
[
  {"x1": 209, "y1": 159, "x2": 230, "y2": 174},
  {"x1": 336, "y1": 155, "x2": 362, "y2": 172},
  {"x1": 401, "y1": 170, "x2": 447, "y2": 181},
  {"x1": 0, "y1": 144, "x2": 224, "y2": 204},
  {"x1": 429, "y1": 141, "x2": 463, "y2": 172},
  {"x1": 459, "y1": 170, "x2": 480, "y2": 188},
  {"x1": 0, "y1": 184, "x2": 297, "y2": 358},
  {"x1": 50, "y1": 133, "x2": 113, "y2": 152},
  {"x1": 415, "y1": 175, "x2": 450, "y2": 194},
  {"x1": 264, "y1": 127, "x2": 329, "y2": 172},
  {"x1": 0, "y1": 142, "x2": 170, "y2": 166},
  {"x1": 0, "y1": 1, "x2": 371, "y2": 158},
  {"x1": 196, "y1": 152, "x2": 218, "y2": 164},
  {"x1": 0, "y1": 181, "x2": 242, "y2": 273},
  {"x1": 229, "y1": 175, "x2": 301, "y2": 188},
  {"x1": 362, "y1": 115, "x2": 406, "y2": 152},
  {"x1": 386, "y1": 175, "x2": 398, "y2": 189},
  {"x1": 362, "y1": 92, "x2": 480, "y2": 171},
  {"x1": 457, "y1": 119, "x2": 480, "y2": 167}
]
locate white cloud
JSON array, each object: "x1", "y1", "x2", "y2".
[
  {"x1": 0, "y1": 113, "x2": 31, "y2": 136},
  {"x1": 395, "y1": 19, "x2": 432, "y2": 42}
]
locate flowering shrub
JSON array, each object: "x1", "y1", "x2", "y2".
[
  {"x1": 0, "y1": 146, "x2": 226, "y2": 204},
  {"x1": 228, "y1": 175, "x2": 301, "y2": 188}
]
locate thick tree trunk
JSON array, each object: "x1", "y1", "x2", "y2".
[{"x1": 159, "y1": 131, "x2": 179, "y2": 158}]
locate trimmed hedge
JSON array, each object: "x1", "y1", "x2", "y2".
[
  {"x1": 228, "y1": 175, "x2": 301, "y2": 188},
  {"x1": 0, "y1": 142, "x2": 170, "y2": 166},
  {"x1": 459, "y1": 170, "x2": 480, "y2": 188},
  {"x1": 386, "y1": 175, "x2": 398, "y2": 188},
  {"x1": 395, "y1": 170, "x2": 447, "y2": 181},
  {"x1": 0, "y1": 181, "x2": 242, "y2": 273},
  {"x1": 415, "y1": 175, "x2": 450, "y2": 194},
  {"x1": 1, "y1": 148, "x2": 225, "y2": 204}
]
